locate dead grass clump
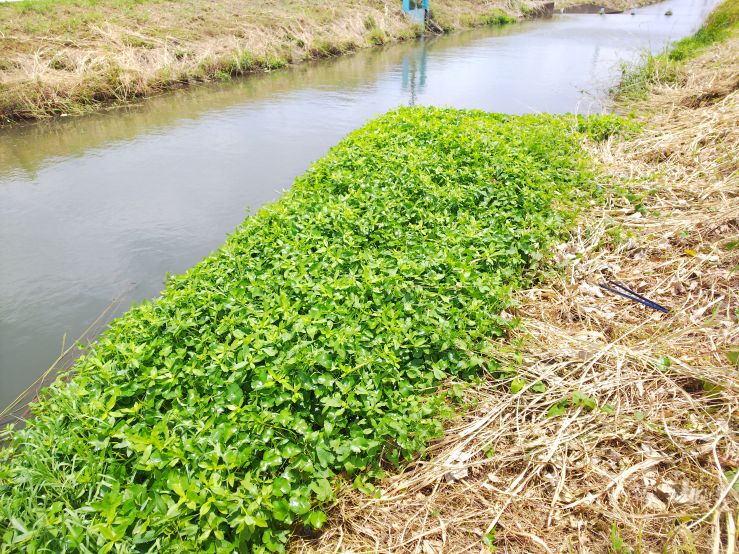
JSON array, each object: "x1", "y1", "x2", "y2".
[{"x1": 290, "y1": 37, "x2": 739, "y2": 554}]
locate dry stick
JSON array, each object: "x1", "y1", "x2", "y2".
[
  {"x1": 688, "y1": 470, "x2": 739, "y2": 530},
  {"x1": 380, "y1": 362, "x2": 570, "y2": 494},
  {"x1": 393, "y1": 525, "x2": 444, "y2": 550},
  {"x1": 484, "y1": 413, "x2": 580, "y2": 534},
  {"x1": 562, "y1": 457, "x2": 663, "y2": 511},
  {"x1": 455, "y1": 543, "x2": 480, "y2": 554},
  {"x1": 497, "y1": 520, "x2": 554, "y2": 554},
  {"x1": 483, "y1": 462, "x2": 537, "y2": 534},
  {"x1": 331, "y1": 525, "x2": 343, "y2": 554},
  {"x1": 712, "y1": 438, "x2": 738, "y2": 499},
  {"x1": 727, "y1": 511, "x2": 736, "y2": 554},
  {"x1": 713, "y1": 510, "x2": 723, "y2": 554},
  {"x1": 410, "y1": 480, "x2": 441, "y2": 553},
  {"x1": 438, "y1": 514, "x2": 447, "y2": 546},
  {"x1": 459, "y1": 334, "x2": 612, "y2": 450}
]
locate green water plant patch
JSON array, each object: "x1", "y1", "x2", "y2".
[{"x1": 0, "y1": 107, "x2": 621, "y2": 553}]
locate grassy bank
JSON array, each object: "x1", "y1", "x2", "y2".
[
  {"x1": 295, "y1": 4, "x2": 738, "y2": 553},
  {"x1": 616, "y1": 0, "x2": 738, "y2": 100},
  {"x1": 0, "y1": 0, "x2": 531, "y2": 124},
  {"x1": 0, "y1": 108, "x2": 625, "y2": 552},
  {"x1": 554, "y1": 0, "x2": 657, "y2": 11}
]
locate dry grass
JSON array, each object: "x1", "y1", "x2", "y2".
[
  {"x1": 290, "y1": 38, "x2": 739, "y2": 554},
  {"x1": 0, "y1": 0, "x2": 537, "y2": 122}
]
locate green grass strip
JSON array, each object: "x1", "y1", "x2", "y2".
[
  {"x1": 668, "y1": 0, "x2": 738, "y2": 60},
  {"x1": 617, "y1": 0, "x2": 738, "y2": 100},
  {"x1": 0, "y1": 107, "x2": 627, "y2": 553}
]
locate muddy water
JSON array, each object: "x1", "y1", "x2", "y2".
[{"x1": 0, "y1": 0, "x2": 719, "y2": 407}]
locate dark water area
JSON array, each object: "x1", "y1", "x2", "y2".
[{"x1": 0, "y1": 0, "x2": 719, "y2": 408}]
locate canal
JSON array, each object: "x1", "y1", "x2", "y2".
[{"x1": 0, "y1": 0, "x2": 719, "y2": 408}]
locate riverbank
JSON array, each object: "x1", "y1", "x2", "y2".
[
  {"x1": 554, "y1": 0, "x2": 658, "y2": 12},
  {"x1": 0, "y1": 0, "x2": 673, "y2": 125},
  {"x1": 0, "y1": 107, "x2": 630, "y2": 551},
  {"x1": 293, "y1": 2, "x2": 738, "y2": 552},
  {"x1": 0, "y1": 0, "x2": 543, "y2": 124},
  {"x1": 0, "y1": 2, "x2": 734, "y2": 552}
]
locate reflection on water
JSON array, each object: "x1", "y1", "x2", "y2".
[
  {"x1": 0, "y1": 0, "x2": 718, "y2": 407},
  {"x1": 0, "y1": 39, "x2": 441, "y2": 179},
  {"x1": 402, "y1": 42, "x2": 428, "y2": 106}
]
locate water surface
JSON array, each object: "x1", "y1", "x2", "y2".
[{"x1": 0, "y1": 0, "x2": 719, "y2": 407}]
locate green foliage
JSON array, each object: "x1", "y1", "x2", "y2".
[
  {"x1": 576, "y1": 114, "x2": 641, "y2": 142},
  {"x1": 0, "y1": 107, "x2": 613, "y2": 552},
  {"x1": 510, "y1": 377, "x2": 526, "y2": 394},
  {"x1": 258, "y1": 56, "x2": 288, "y2": 71},
  {"x1": 727, "y1": 347, "x2": 739, "y2": 366},
  {"x1": 726, "y1": 469, "x2": 739, "y2": 491},
  {"x1": 484, "y1": 9, "x2": 517, "y2": 26},
  {"x1": 459, "y1": 9, "x2": 517, "y2": 28},
  {"x1": 363, "y1": 14, "x2": 377, "y2": 31},
  {"x1": 547, "y1": 390, "x2": 600, "y2": 418},
  {"x1": 232, "y1": 51, "x2": 256, "y2": 73},
  {"x1": 367, "y1": 28, "x2": 388, "y2": 46},
  {"x1": 483, "y1": 529, "x2": 498, "y2": 551},
  {"x1": 616, "y1": 52, "x2": 682, "y2": 101},
  {"x1": 309, "y1": 38, "x2": 344, "y2": 58}
]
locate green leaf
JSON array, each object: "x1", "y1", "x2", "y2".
[
  {"x1": 571, "y1": 391, "x2": 596, "y2": 410},
  {"x1": 309, "y1": 478, "x2": 333, "y2": 502},
  {"x1": 316, "y1": 351, "x2": 333, "y2": 369},
  {"x1": 272, "y1": 477, "x2": 291, "y2": 496},
  {"x1": 166, "y1": 472, "x2": 189, "y2": 497},
  {"x1": 547, "y1": 401, "x2": 568, "y2": 418},
  {"x1": 260, "y1": 450, "x2": 283, "y2": 471},
  {"x1": 288, "y1": 495, "x2": 311, "y2": 515},
  {"x1": 315, "y1": 446, "x2": 334, "y2": 468},
  {"x1": 306, "y1": 510, "x2": 327, "y2": 529},
  {"x1": 483, "y1": 529, "x2": 497, "y2": 552},
  {"x1": 272, "y1": 499, "x2": 291, "y2": 522},
  {"x1": 510, "y1": 377, "x2": 526, "y2": 394},
  {"x1": 225, "y1": 383, "x2": 244, "y2": 406}
]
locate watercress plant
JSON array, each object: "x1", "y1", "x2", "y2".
[{"x1": 0, "y1": 107, "x2": 619, "y2": 553}]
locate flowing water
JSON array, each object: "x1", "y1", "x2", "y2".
[{"x1": 0, "y1": 0, "x2": 719, "y2": 407}]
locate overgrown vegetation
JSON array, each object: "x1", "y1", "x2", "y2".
[
  {"x1": 0, "y1": 107, "x2": 624, "y2": 552},
  {"x1": 0, "y1": 0, "x2": 531, "y2": 123},
  {"x1": 292, "y1": 3, "x2": 738, "y2": 550},
  {"x1": 616, "y1": 0, "x2": 738, "y2": 100}
]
